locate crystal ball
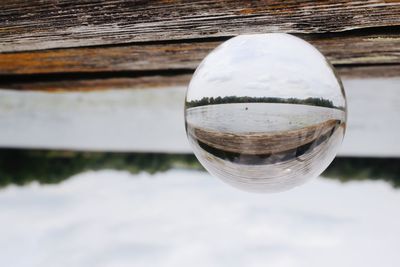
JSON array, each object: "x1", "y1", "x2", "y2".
[{"x1": 185, "y1": 33, "x2": 347, "y2": 193}]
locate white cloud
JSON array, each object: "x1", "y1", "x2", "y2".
[{"x1": 0, "y1": 169, "x2": 398, "y2": 267}]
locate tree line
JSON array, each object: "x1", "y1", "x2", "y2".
[
  {"x1": 0, "y1": 149, "x2": 398, "y2": 189},
  {"x1": 0, "y1": 149, "x2": 201, "y2": 187},
  {"x1": 186, "y1": 96, "x2": 344, "y2": 110}
]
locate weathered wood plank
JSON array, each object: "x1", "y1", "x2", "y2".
[
  {"x1": 1, "y1": 0, "x2": 400, "y2": 53},
  {"x1": 0, "y1": 42, "x2": 211, "y2": 74},
  {"x1": 1, "y1": 65, "x2": 398, "y2": 92},
  {"x1": 338, "y1": 65, "x2": 400, "y2": 78},
  {"x1": 1, "y1": 32, "x2": 400, "y2": 75},
  {"x1": 0, "y1": 75, "x2": 193, "y2": 91}
]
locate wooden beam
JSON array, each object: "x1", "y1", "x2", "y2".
[
  {"x1": 0, "y1": 75, "x2": 192, "y2": 92},
  {"x1": 0, "y1": 32, "x2": 399, "y2": 75},
  {"x1": 338, "y1": 65, "x2": 400, "y2": 78},
  {"x1": 1, "y1": 65, "x2": 398, "y2": 92},
  {"x1": 1, "y1": 0, "x2": 400, "y2": 52}
]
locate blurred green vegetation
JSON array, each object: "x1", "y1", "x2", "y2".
[
  {"x1": 0, "y1": 149, "x2": 201, "y2": 187},
  {"x1": 0, "y1": 149, "x2": 399, "y2": 188},
  {"x1": 323, "y1": 157, "x2": 400, "y2": 188}
]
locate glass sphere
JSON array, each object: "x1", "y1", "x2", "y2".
[{"x1": 185, "y1": 33, "x2": 347, "y2": 193}]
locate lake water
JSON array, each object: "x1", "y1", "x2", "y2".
[
  {"x1": 0, "y1": 78, "x2": 399, "y2": 157},
  {"x1": 186, "y1": 103, "x2": 345, "y2": 133},
  {"x1": 0, "y1": 168, "x2": 399, "y2": 267}
]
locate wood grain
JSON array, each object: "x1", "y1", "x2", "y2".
[
  {"x1": 338, "y1": 64, "x2": 400, "y2": 78},
  {"x1": 1, "y1": 64, "x2": 398, "y2": 92},
  {"x1": 1, "y1": 0, "x2": 400, "y2": 53},
  {"x1": 1, "y1": 31, "x2": 400, "y2": 75},
  {"x1": 0, "y1": 75, "x2": 192, "y2": 91},
  {"x1": 1, "y1": 0, "x2": 399, "y2": 92}
]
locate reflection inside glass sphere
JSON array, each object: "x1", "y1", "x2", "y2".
[{"x1": 185, "y1": 33, "x2": 347, "y2": 193}]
